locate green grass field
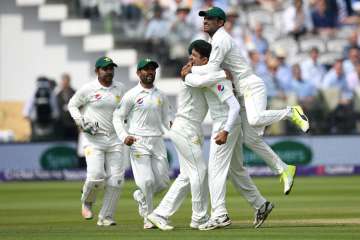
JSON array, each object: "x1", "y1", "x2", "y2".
[{"x1": 1, "y1": 176, "x2": 360, "y2": 240}]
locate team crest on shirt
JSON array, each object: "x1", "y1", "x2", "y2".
[
  {"x1": 115, "y1": 95, "x2": 121, "y2": 103},
  {"x1": 217, "y1": 84, "x2": 225, "y2": 92},
  {"x1": 136, "y1": 97, "x2": 144, "y2": 105},
  {"x1": 156, "y1": 97, "x2": 162, "y2": 106},
  {"x1": 95, "y1": 93, "x2": 102, "y2": 100}
]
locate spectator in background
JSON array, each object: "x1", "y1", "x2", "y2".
[
  {"x1": 322, "y1": 59, "x2": 355, "y2": 133},
  {"x1": 167, "y1": 5, "x2": 194, "y2": 60},
  {"x1": 275, "y1": 47, "x2": 293, "y2": 92},
  {"x1": 289, "y1": 64, "x2": 323, "y2": 132},
  {"x1": 121, "y1": 0, "x2": 143, "y2": 21},
  {"x1": 23, "y1": 77, "x2": 59, "y2": 141},
  {"x1": 263, "y1": 58, "x2": 287, "y2": 100},
  {"x1": 224, "y1": 7, "x2": 248, "y2": 59},
  {"x1": 301, "y1": 47, "x2": 327, "y2": 89},
  {"x1": 247, "y1": 22, "x2": 269, "y2": 55},
  {"x1": 80, "y1": 0, "x2": 99, "y2": 19},
  {"x1": 311, "y1": 0, "x2": 338, "y2": 37},
  {"x1": 346, "y1": 61, "x2": 360, "y2": 90},
  {"x1": 145, "y1": 5, "x2": 170, "y2": 63},
  {"x1": 343, "y1": 30, "x2": 360, "y2": 57},
  {"x1": 248, "y1": 49, "x2": 267, "y2": 77},
  {"x1": 343, "y1": 47, "x2": 360, "y2": 75},
  {"x1": 56, "y1": 73, "x2": 77, "y2": 141},
  {"x1": 283, "y1": 0, "x2": 313, "y2": 40}
]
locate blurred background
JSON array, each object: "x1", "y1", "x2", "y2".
[{"x1": 0, "y1": 0, "x2": 360, "y2": 181}]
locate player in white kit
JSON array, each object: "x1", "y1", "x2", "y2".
[
  {"x1": 68, "y1": 57, "x2": 126, "y2": 226},
  {"x1": 146, "y1": 41, "x2": 241, "y2": 231},
  {"x1": 182, "y1": 40, "x2": 274, "y2": 230},
  {"x1": 113, "y1": 59, "x2": 172, "y2": 229},
  {"x1": 184, "y1": 7, "x2": 308, "y2": 195}
]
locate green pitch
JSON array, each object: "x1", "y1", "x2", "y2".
[{"x1": 1, "y1": 176, "x2": 360, "y2": 240}]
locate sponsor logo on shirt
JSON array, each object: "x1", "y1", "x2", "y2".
[
  {"x1": 217, "y1": 84, "x2": 224, "y2": 92},
  {"x1": 95, "y1": 93, "x2": 102, "y2": 100},
  {"x1": 115, "y1": 95, "x2": 121, "y2": 103},
  {"x1": 136, "y1": 97, "x2": 144, "y2": 105}
]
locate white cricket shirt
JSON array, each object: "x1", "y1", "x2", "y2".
[
  {"x1": 113, "y1": 83, "x2": 172, "y2": 142},
  {"x1": 191, "y1": 27, "x2": 253, "y2": 95},
  {"x1": 68, "y1": 80, "x2": 125, "y2": 135}
]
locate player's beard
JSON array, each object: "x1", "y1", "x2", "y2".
[{"x1": 142, "y1": 74, "x2": 155, "y2": 85}]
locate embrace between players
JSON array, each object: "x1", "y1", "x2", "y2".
[{"x1": 68, "y1": 6, "x2": 309, "y2": 230}]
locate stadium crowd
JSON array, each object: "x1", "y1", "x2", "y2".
[{"x1": 22, "y1": 0, "x2": 360, "y2": 137}]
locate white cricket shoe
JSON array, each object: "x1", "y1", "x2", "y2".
[
  {"x1": 97, "y1": 217, "x2": 116, "y2": 226},
  {"x1": 147, "y1": 213, "x2": 174, "y2": 231},
  {"x1": 133, "y1": 190, "x2": 147, "y2": 217},
  {"x1": 143, "y1": 218, "x2": 156, "y2": 229},
  {"x1": 190, "y1": 215, "x2": 209, "y2": 229},
  {"x1": 81, "y1": 202, "x2": 93, "y2": 220},
  {"x1": 198, "y1": 214, "x2": 231, "y2": 231},
  {"x1": 253, "y1": 201, "x2": 274, "y2": 228}
]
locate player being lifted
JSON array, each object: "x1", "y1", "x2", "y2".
[
  {"x1": 68, "y1": 57, "x2": 126, "y2": 226},
  {"x1": 113, "y1": 59, "x2": 173, "y2": 229},
  {"x1": 183, "y1": 6, "x2": 310, "y2": 195}
]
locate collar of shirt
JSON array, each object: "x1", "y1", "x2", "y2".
[
  {"x1": 134, "y1": 82, "x2": 157, "y2": 94},
  {"x1": 94, "y1": 79, "x2": 116, "y2": 90}
]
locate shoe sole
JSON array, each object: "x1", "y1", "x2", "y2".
[
  {"x1": 254, "y1": 204, "x2": 274, "y2": 228},
  {"x1": 285, "y1": 167, "x2": 297, "y2": 195},
  {"x1": 97, "y1": 222, "x2": 116, "y2": 226}
]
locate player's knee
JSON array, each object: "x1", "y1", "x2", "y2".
[
  {"x1": 87, "y1": 171, "x2": 105, "y2": 181},
  {"x1": 107, "y1": 174, "x2": 124, "y2": 188}
]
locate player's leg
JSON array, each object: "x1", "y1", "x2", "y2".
[
  {"x1": 97, "y1": 148, "x2": 125, "y2": 226},
  {"x1": 241, "y1": 109, "x2": 297, "y2": 194},
  {"x1": 228, "y1": 133, "x2": 274, "y2": 228},
  {"x1": 130, "y1": 141, "x2": 156, "y2": 228},
  {"x1": 151, "y1": 137, "x2": 170, "y2": 195},
  {"x1": 199, "y1": 123, "x2": 240, "y2": 231},
  {"x1": 169, "y1": 129, "x2": 209, "y2": 226},
  {"x1": 242, "y1": 75, "x2": 309, "y2": 132},
  {"x1": 81, "y1": 146, "x2": 106, "y2": 220}
]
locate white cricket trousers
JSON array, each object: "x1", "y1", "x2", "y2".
[
  {"x1": 154, "y1": 118, "x2": 208, "y2": 222},
  {"x1": 84, "y1": 134, "x2": 124, "y2": 181},
  {"x1": 130, "y1": 135, "x2": 170, "y2": 216},
  {"x1": 83, "y1": 133, "x2": 125, "y2": 219},
  {"x1": 237, "y1": 74, "x2": 289, "y2": 135},
  {"x1": 240, "y1": 109, "x2": 288, "y2": 175},
  {"x1": 209, "y1": 122, "x2": 266, "y2": 218}
]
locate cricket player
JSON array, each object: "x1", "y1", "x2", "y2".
[
  {"x1": 182, "y1": 40, "x2": 274, "y2": 230},
  {"x1": 147, "y1": 40, "x2": 240, "y2": 231},
  {"x1": 183, "y1": 6, "x2": 304, "y2": 195},
  {"x1": 113, "y1": 59, "x2": 172, "y2": 229},
  {"x1": 68, "y1": 56, "x2": 126, "y2": 226}
]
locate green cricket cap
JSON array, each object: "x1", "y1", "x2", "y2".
[
  {"x1": 95, "y1": 56, "x2": 117, "y2": 68},
  {"x1": 137, "y1": 58, "x2": 159, "y2": 70},
  {"x1": 199, "y1": 6, "x2": 226, "y2": 21}
]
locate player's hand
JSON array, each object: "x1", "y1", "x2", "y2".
[
  {"x1": 214, "y1": 130, "x2": 228, "y2": 145},
  {"x1": 181, "y1": 62, "x2": 192, "y2": 80},
  {"x1": 81, "y1": 120, "x2": 99, "y2": 135},
  {"x1": 124, "y1": 136, "x2": 137, "y2": 146}
]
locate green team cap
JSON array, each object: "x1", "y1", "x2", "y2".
[
  {"x1": 95, "y1": 56, "x2": 117, "y2": 68},
  {"x1": 137, "y1": 58, "x2": 159, "y2": 70},
  {"x1": 199, "y1": 6, "x2": 226, "y2": 21}
]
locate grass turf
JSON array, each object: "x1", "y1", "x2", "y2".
[{"x1": 0, "y1": 176, "x2": 359, "y2": 240}]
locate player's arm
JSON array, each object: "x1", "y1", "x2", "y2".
[
  {"x1": 112, "y1": 95, "x2": 136, "y2": 146},
  {"x1": 68, "y1": 87, "x2": 88, "y2": 127},
  {"x1": 191, "y1": 38, "x2": 231, "y2": 74},
  {"x1": 184, "y1": 70, "x2": 227, "y2": 87}
]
